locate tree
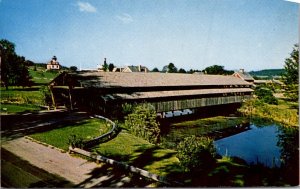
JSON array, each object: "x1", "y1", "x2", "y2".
[
  {"x1": 108, "y1": 63, "x2": 115, "y2": 72},
  {"x1": 203, "y1": 65, "x2": 233, "y2": 75},
  {"x1": 70, "y1": 66, "x2": 78, "y2": 72},
  {"x1": 178, "y1": 68, "x2": 186, "y2": 73},
  {"x1": 124, "y1": 103, "x2": 160, "y2": 144},
  {"x1": 162, "y1": 63, "x2": 178, "y2": 73},
  {"x1": 177, "y1": 135, "x2": 216, "y2": 172},
  {"x1": 282, "y1": 44, "x2": 299, "y2": 102},
  {"x1": 102, "y1": 61, "x2": 108, "y2": 72},
  {"x1": 254, "y1": 86, "x2": 278, "y2": 105},
  {"x1": 0, "y1": 39, "x2": 33, "y2": 89},
  {"x1": 152, "y1": 67, "x2": 159, "y2": 72}
]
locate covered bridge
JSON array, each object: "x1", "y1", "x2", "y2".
[{"x1": 49, "y1": 71, "x2": 253, "y2": 115}]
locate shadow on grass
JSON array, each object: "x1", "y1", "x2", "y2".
[
  {"x1": 74, "y1": 164, "x2": 156, "y2": 187},
  {"x1": 1, "y1": 111, "x2": 90, "y2": 141}
]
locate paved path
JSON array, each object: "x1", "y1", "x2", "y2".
[{"x1": 1, "y1": 137, "x2": 154, "y2": 187}]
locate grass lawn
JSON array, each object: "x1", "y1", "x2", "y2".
[
  {"x1": 28, "y1": 67, "x2": 60, "y2": 85},
  {"x1": 30, "y1": 118, "x2": 112, "y2": 151},
  {"x1": 0, "y1": 103, "x2": 42, "y2": 114},
  {"x1": 1, "y1": 87, "x2": 43, "y2": 104},
  {"x1": 93, "y1": 131, "x2": 182, "y2": 176}
]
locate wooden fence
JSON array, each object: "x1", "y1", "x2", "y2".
[{"x1": 69, "y1": 147, "x2": 181, "y2": 186}]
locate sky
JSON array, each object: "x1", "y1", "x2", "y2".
[{"x1": 0, "y1": 0, "x2": 298, "y2": 71}]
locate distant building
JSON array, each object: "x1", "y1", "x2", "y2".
[
  {"x1": 114, "y1": 65, "x2": 149, "y2": 73},
  {"x1": 46, "y1": 56, "x2": 61, "y2": 70},
  {"x1": 232, "y1": 69, "x2": 254, "y2": 83},
  {"x1": 112, "y1": 67, "x2": 124, "y2": 72}
]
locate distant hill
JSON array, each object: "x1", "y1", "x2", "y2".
[{"x1": 249, "y1": 69, "x2": 284, "y2": 77}]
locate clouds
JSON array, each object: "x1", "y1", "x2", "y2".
[
  {"x1": 116, "y1": 13, "x2": 134, "y2": 24},
  {"x1": 77, "y1": 1, "x2": 97, "y2": 13}
]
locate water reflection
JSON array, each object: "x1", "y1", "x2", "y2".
[{"x1": 214, "y1": 124, "x2": 282, "y2": 167}]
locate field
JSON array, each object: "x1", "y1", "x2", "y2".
[{"x1": 0, "y1": 65, "x2": 60, "y2": 114}]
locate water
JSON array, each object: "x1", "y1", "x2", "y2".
[
  {"x1": 160, "y1": 118, "x2": 298, "y2": 168},
  {"x1": 214, "y1": 124, "x2": 282, "y2": 167}
]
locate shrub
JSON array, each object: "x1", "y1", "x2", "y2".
[
  {"x1": 68, "y1": 134, "x2": 84, "y2": 148},
  {"x1": 177, "y1": 135, "x2": 216, "y2": 172},
  {"x1": 124, "y1": 103, "x2": 160, "y2": 144},
  {"x1": 254, "y1": 86, "x2": 278, "y2": 105}
]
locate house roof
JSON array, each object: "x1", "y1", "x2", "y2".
[
  {"x1": 234, "y1": 71, "x2": 254, "y2": 81},
  {"x1": 51, "y1": 71, "x2": 253, "y2": 88},
  {"x1": 126, "y1": 66, "x2": 140, "y2": 72}
]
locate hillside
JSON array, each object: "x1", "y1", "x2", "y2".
[
  {"x1": 249, "y1": 69, "x2": 284, "y2": 77},
  {"x1": 29, "y1": 64, "x2": 67, "y2": 85}
]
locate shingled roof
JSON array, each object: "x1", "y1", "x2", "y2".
[{"x1": 52, "y1": 71, "x2": 253, "y2": 88}]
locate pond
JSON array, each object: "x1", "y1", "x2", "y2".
[
  {"x1": 214, "y1": 124, "x2": 282, "y2": 167},
  {"x1": 160, "y1": 117, "x2": 299, "y2": 168}
]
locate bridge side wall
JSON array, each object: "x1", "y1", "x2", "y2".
[{"x1": 152, "y1": 95, "x2": 252, "y2": 112}]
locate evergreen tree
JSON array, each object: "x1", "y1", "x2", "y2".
[{"x1": 282, "y1": 44, "x2": 299, "y2": 101}]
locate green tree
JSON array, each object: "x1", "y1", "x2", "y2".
[
  {"x1": 102, "y1": 61, "x2": 108, "y2": 72},
  {"x1": 108, "y1": 63, "x2": 115, "y2": 72},
  {"x1": 70, "y1": 66, "x2": 78, "y2": 72},
  {"x1": 39, "y1": 85, "x2": 52, "y2": 108},
  {"x1": 162, "y1": 63, "x2": 178, "y2": 73},
  {"x1": 203, "y1": 65, "x2": 233, "y2": 75},
  {"x1": 282, "y1": 44, "x2": 299, "y2": 101},
  {"x1": 152, "y1": 67, "x2": 159, "y2": 72},
  {"x1": 177, "y1": 135, "x2": 216, "y2": 172},
  {"x1": 0, "y1": 39, "x2": 33, "y2": 89},
  {"x1": 178, "y1": 68, "x2": 186, "y2": 73},
  {"x1": 254, "y1": 86, "x2": 278, "y2": 105},
  {"x1": 124, "y1": 103, "x2": 160, "y2": 144}
]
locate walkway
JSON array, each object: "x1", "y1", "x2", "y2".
[{"x1": 2, "y1": 137, "x2": 155, "y2": 187}]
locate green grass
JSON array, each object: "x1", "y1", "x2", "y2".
[
  {"x1": 0, "y1": 66, "x2": 60, "y2": 114},
  {"x1": 1, "y1": 87, "x2": 43, "y2": 104},
  {"x1": 94, "y1": 131, "x2": 182, "y2": 176},
  {"x1": 172, "y1": 116, "x2": 247, "y2": 134},
  {"x1": 1, "y1": 159, "x2": 42, "y2": 187},
  {"x1": 28, "y1": 67, "x2": 60, "y2": 85},
  {"x1": 30, "y1": 118, "x2": 112, "y2": 151},
  {"x1": 1, "y1": 148, "x2": 73, "y2": 188},
  {"x1": 0, "y1": 103, "x2": 42, "y2": 114},
  {"x1": 239, "y1": 99, "x2": 298, "y2": 127}
]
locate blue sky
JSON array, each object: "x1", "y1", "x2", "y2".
[{"x1": 0, "y1": 0, "x2": 298, "y2": 71}]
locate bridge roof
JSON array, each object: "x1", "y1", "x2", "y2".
[
  {"x1": 104, "y1": 88, "x2": 254, "y2": 100},
  {"x1": 52, "y1": 71, "x2": 252, "y2": 88}
]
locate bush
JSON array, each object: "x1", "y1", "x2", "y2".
[
  {"x1": 254, "y1": 87, "x2": 278, "y2": 105},
  {"x1": 68, "y1": 134, "x2": 84, "y2": 148},
  {"x1": 177, "y1": 135, "x2": 216, "y2": 172},
  {"x1": 124, "y1": 103, "x2": 160, "y2": 144}
]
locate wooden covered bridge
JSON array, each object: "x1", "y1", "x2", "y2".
[{"x1": 49, "y1": 71, "x2": 253, "y2": 116}]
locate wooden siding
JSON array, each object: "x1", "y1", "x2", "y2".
[{"x1": 152, "y1": 95, "x2": 252, "y2": 112}]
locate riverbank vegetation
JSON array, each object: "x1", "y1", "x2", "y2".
[{"x1": 238, "y1": 98, "x2": 298, "y2": 127}]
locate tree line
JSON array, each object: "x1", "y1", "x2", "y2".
[
  {"x1": 1, "y1": 39, "x2": 34, "y2": 89},
  {"x1": 152, "y1": 63, "x2": 234, "y2": 75}
]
